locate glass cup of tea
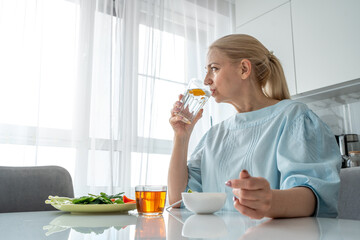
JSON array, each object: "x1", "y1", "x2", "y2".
[
  {"x1": 176, "y1": 78, "x2": 211, "y2": 124},
  {"x1": 135, "y1": 185, "x2": 167, "y2": 216}
]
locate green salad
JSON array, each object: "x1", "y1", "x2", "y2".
[{"x1": 46, "y1": 192, "x2": 125, "y2": 205}]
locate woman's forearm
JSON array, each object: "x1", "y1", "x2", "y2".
[
  {"x1": 266, "y1": 187, "x2": 316, "y2": 218},
  {"x1": 167, "y1": 135, "x2": 190, "y2": 207}
]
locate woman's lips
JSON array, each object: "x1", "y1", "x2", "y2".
[{"x1": 210, "y1": 89, "x2": 215, "y2": 96}]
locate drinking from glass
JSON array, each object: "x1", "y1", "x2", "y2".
[
  {"x1": 177, "y1": 78, "x2": 211, "y2": 124},
  {"x1": 135, "y1": 185, "x2": 167, "y2": 216}
]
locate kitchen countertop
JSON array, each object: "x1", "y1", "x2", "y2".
[{"x1": 1, "y1": 208, "x2": 360, "y2": 239}]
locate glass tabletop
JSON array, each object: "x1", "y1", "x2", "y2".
[{"x1": 1, "y1": 208, "x2": 360, "y2": 239}]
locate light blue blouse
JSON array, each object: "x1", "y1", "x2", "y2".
[{"x1": 186, "y1": 100, "x2": 341, "y2": 217}]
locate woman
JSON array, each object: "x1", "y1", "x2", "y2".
[{"x1": 168, "y1": 34, "x2": 341, "y2": 219}]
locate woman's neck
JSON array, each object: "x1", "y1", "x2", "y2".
[{"x1": 229, "y1": 91, "x2": 280, "y2": 113}]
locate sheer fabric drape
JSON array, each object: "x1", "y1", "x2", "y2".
[{"x1": 0, "y1": 0, "x2": 235, "y2": 197}]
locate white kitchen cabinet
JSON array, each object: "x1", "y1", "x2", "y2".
[
  {"x1": 236, "y1": 2, "x2": 297, "y2": 96},
  {"x1": 291, "y1": 0, "x2": 360, "y2": 93},
  {"x1": 236, "y1": 0, "x2": 289, "y2": 27}
]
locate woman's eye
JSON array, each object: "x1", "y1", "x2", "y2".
[{"x1": 211, "y1": 67, "x2": 218, "y2": 72}]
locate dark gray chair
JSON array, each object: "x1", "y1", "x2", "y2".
[
  {"x1": 0, "y1": 166, "x2": 74, "y2": 213},
  {"x1": 338, "y1": 167, "x2": 360, "y2": 220}
]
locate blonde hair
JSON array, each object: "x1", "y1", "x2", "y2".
[{"x1": 209, "y1": 34, "x2": 290, "y2": 100}]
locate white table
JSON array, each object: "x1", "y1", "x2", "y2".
[{"x1": 0, "y1": 208, "x2": 359, "y2": 239}]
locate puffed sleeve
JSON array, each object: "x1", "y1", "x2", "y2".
[
  {"x1": 277, "y1": 110, "x2": 341, "y2": 217},
  {"x1": 185, "y1": 132, "x2": 208, "y2": 194}
]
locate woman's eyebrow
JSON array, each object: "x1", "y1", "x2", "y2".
[{"x1": 206, "y1": 62, "x2": 220, "y2": 68}]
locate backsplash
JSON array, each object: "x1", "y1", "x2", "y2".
[{"x1": 308, "y1": 96, "x2": 360, "y2": 135}]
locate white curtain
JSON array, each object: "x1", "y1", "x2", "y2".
[{"x1": 0, "y1": 0, "x2": 235, "y2": 198}]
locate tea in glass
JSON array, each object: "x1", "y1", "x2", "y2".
[
  {"x1": 177, "y1": 78, "x2": 211, "y2": 124},
  {"x1": 135, "y1": 185, "x2": 167, "y2": 216}
]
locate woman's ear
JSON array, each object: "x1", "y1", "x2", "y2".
[{"x1": 239, "y1": 59, "x2": 252, "y2": 79}]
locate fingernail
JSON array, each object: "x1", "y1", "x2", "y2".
[
  {"x1": 225, "y1": 181, "x2": 231, "y2": 187},
  {"x1": 243, "y1": 169, "x2": 248, "y2": 174}
]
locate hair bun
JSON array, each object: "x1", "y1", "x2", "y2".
[{"x1": 267, "y1": 51, "x2": 274, "y2": 60}]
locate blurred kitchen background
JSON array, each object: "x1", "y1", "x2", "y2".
[{"x1": 0, "y1": 0, "x2": 359, "y2": 197}]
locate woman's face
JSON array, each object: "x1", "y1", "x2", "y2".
[{"x1": 204, "y1": 48, "x2": 243, "y2": 104}]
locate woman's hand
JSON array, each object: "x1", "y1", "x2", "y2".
[
  {"x1": 226, "y1": 170, "x2": 273, "y2": 219},
  {"x1": 169, "y1": 94, "x2": 203, "y2": 138}
]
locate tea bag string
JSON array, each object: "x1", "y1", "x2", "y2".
[
  {"x1": 165, "y1": 199, "x2": 183, "y2": 212},
  {"x1": 165, "y1": 199, "x2": 184, "y2": 224}
]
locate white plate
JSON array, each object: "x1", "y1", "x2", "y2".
[{"x1": 50, "y1": 203, "x2": 137, "y2": 213}]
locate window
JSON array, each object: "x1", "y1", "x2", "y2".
[
  {"x1": 138, "y1": 24, "x2": 186, "y2": 140},
  {"x1": 0, "y1": 0, "x2": 188, "y2": 188},
  {"x1": 0, "y1": 0, "x2": 228, "y2": 190},
  {"x1": 133, "y1": 24, "x2": 187, "y2": 185},
  {"x1": 0, "y1": 0, "x2": 78, "y2": 179}
]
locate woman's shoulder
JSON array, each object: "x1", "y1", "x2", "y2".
[
  {"x1": 278, "y1": 99, "x2": 309, "y2": 111},
  {"x1": 282, "y1": 100, "x2": 332, "y2": 135},
  {"x1": 277, "y1": 99, "x2": 312, "y2": 119}
]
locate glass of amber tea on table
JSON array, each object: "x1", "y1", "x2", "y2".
[
  {"x1": 176, "y1": 78, "x2": 211, "y2": 124},
  {"x1": 135, "y1": 185, "x2": 167, "y2": 216}
]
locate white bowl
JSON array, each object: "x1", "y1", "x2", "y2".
[{"x1": 181, "y1": 192, "x2": 226, "y2": 214}]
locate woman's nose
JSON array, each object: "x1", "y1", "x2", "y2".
[{"x1": 204, "y1": 76, "x2": 212, "y2": 86}]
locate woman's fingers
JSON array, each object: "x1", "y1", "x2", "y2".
[
  {"x1": 227, "y1": 177, "x2": 269, "y2": 190},
  {"x1": 235, "y1": 193, "x2": 271, "y2": 210},
  {"x1": 171, "y1": 95, "x2": 184, "y2": 116},
  {"x1": 173, "y1": 100, "x2": 182, "y2": 109},
  {"x1": 236, "y1": 198, "x2": 263, "y2": 209},
  {"x1": 226, "y1": 170, "x2": 272, "y2": 219},
  {"x1": 170, "y1": 108, "x2": 179, "y2": 117},
  {"x1": 233, "y1": 199, "x2": 264, "y2": 220},
  {"x1": 169, "y1": 114, "x2": 184, "y2": 124},
  {"x1": 233, "y1": 188, "x2": 268, "y2": 201},
  {"x1": 170, "y1": 94, "x2": 203, "y2": 127},
  {"x1": 239, "y1": 169, "x2": 251, "y2": 179},
  {"x1": 192, "y1": 109, "x2": 203, "y2": 124},
  {"x1": 170, "y1": 99, "x2": 183, "y2": 119},
  {"x1": 232, "y1": 188, "x2": 271, "y2": 211}
]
